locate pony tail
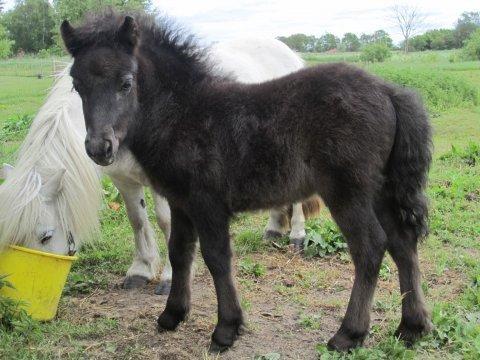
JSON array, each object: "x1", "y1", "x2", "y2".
[{"x1": 386, "y1": 86, "x2": 432, "y2": 239}]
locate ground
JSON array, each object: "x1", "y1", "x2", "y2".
[{"x1": 0, "y1": 50, "x2": 479, "y2": 359}]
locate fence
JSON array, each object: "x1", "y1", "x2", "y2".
[
  {"x1": 0, "y1": 57, "x2": 70, "y2": 78},
  {"x1": 0, "y1": 58, "x2": 72, "y2": 167}
]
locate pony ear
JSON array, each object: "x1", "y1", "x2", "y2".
[
  {"x1": 61, "y1": 20, "x2": 81, "y2": 56},
  {"x1": 0, "y1": 163, "x2": 14, "y2": 180},
  {"x1": 118, "y1": 16, "x2": 138, "y2": 50},
  {"x1": 40, "y1": 169, "x2": 66, "y2": 200}
]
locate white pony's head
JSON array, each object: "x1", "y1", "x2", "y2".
[
  {"x1": 0, "y1": 67, "x2": 102, "y2": 255},
  {"x1": 0, "y1": 165, "x2": 75, "y2": 254}
]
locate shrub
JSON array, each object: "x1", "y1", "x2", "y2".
[
  {"x1": 462, "y1": 28, "x2": 480, "y2": 60},
  {"x1": 303, "y1": 219, "x2": 347, "y2": 258},
  {"x1": 0, "y1": 25, "x2": 14, "y2": 59},
  {"x1": 360, "y1": 43, "x2": 391, "y2": 63},
  {"x1": 370, "y1": 66, "x2": 479, "y2": 112}
]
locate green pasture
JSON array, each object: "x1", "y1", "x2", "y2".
[{"x1": 0, "y1": 51, "x2": 479, "y2": 359}]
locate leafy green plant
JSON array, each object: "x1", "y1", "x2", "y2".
[
  {"x1": 235, "y1": 229, "x2": 265, "y2": 255},
  {"x1": 360, "y1": 43, "x2": 392, "y2": 63},
  {"x1": 0, "y1": 114, "x2": 33, "y2": 141},
  {"x1": 303, "y1": 220, "x2": 347, "y2": 258},
  {"x1": 439, "y1": 142, "x2": 480, "y2": 166},
  {"x1": 462, "y1": 28, "x2": 480, "y2": 61},
  {"x1": 0, "y1": 275, "x2": 39, "y2": 334},
  {"x1": 238, "y1": 257, "x2": 266, "y2": 278},
  {"x1": 299, "y1": 313, "x2": 322, "y2": 330}
]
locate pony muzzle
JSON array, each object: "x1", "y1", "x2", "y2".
[{"x1": 85, "y1": 134, "x2": 118, "y2": 166}]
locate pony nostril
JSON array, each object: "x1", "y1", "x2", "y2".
[{"x1": 104, "y1": 140, "x2": 113, "y2": 158}]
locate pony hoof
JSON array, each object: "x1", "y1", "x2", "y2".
[
  {"x1": 157, "y1": 309, "x2": 186, "y2": 332},
  {"x1": 208, "y1": 340, "x2": 230, "y2": 354},
  {"x1": 154, "y1": 280, "x2": 172, "y2": 295},
  {"x1": 327, "y1": 330, "x2": 365, "y2": 351},
  {"x1": 290, "y1": 237, "x2": 305, "y2": 251},
  {"x1": 264, "y1": 230, "x2": 283, "y2": 240},
  {"x1": 122, "y1": 275, "x2": 149, "y2": 289},
  {"x1": 395, "y1": 318, "x2": 433, "y2": 347}
]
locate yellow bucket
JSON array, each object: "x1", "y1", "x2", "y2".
[{"x1": 0, "y1": 245, "x2": 77, "y2": 320}]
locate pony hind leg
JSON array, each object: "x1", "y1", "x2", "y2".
[
  {"x1": 375, "y1": 197, "x2": 432, "y2": 345},
  {"x1": 327, "y1": 198, "x2": 387, "y2": 351},
  {"x1": 264, "y1": 206, "x2": 289, "y2": 239},
  {"x1": 289, "y1": 202, "x2": 306, "y2": 250},
  {"x1": 113, "y1": 179, "x2": 160, "y2": 289}
]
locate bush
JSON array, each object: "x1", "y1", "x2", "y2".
[
  {"x1": 360, "y1": 43, "x2": 391, "y2": 63},
  {"x1": 370, "y1": 66, "x2": 479, "y2": 112},
  {"x1": 0, "y1": 25, "x2": 14, "y2": 59},
  {"x1": 462, "y1": 28, "x2": 480, "y2": 60}
]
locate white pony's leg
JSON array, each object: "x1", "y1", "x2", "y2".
[
  {"x1": 152, "y1": 192, "x2": 173, "y2": 295},
  {"x1": 113, "y1": 178, "x2": 160, "y2": 289},
  {"x1": 264, "y1": 207, "x2": 288, "y2": 239},
  {"x1": 289, "y1": 203, "x2": 306, "y2": 250}
]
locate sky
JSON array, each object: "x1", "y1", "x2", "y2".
[{"x1": 3, "y1": 0, "x2": 479, "y2": 45}]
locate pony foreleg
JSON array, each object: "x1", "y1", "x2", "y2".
[
  {"x1": 113, "y1": 179, "x2": 160, "y2": 289},
  {"x1": 152, "y1": 192, "x2": 173, "y2": 295}
]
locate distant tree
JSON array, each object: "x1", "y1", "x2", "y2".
[
  {"x1": 410, "y1": 29, "x2": 457, "y2": 51},
  {"x1": 341, "y1": 32, "x2": 360, "y2": 52},
  {"x1": 454, "y1": 11, "x2": 480, "y2": 47},
  {"x1": 53, "y1": 0, "x2": 153, "y2": 24},
  {"x1": 277, "y1": 33, "x2": 316, "y2": 52},
  {"x1": 391, "y1": 5, "x2": 426, "y2": 53},
  {"x1": 462, "y1": 28, "x2": 480, "y2": 60},
  {"x1": 0, "y1": 0, "x2": 5, "y2": 13},
  {"x1": 3, "y1": 0, "x2": 55, "y2": 53},
  {"x1": 372, "y1": 30, "x2": 393, "y2": 48},
  {"x1": 316, "y1": 33, "x2": 339, "y2": 52}
]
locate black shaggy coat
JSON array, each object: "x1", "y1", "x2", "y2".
[{"x1": 62, "y1": 11, "x2": 433, "y2": 353}]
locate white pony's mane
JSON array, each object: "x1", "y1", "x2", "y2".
[{"x1": 0, "y1": 66, "x2": 102, "y2": 248}]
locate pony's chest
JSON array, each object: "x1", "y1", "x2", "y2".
[{"x1": 102, "y1": 148, "x2": 150, "y2": 186}]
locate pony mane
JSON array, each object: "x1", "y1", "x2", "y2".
[
  {"x1": 0, "y1": 66, "x2": 102, "y2": 249},
  {"x1": 69, "y1": 9, "x2": 212, "y2": 83}
]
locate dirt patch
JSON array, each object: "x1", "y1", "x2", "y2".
[{"x1": 57, "y1": 250, "x2": 467, "y2": 359}]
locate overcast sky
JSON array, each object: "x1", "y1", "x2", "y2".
[{"x1": 3, "y1": 0, "x2": 479, "y2": 44}]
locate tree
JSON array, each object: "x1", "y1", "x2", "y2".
[
  {"x1": 316, "y1": 33, "x2": 339, "y2": 52},
  {"x1": 392, "y1": 5, "x2": 426, "y2": 53},
  {"x1": 372, "y1": 30, "x2": 393, "y2": 48},
  {"x1": 341, "y1": 33, "x2": 360, "y2": 52},
  {"x1": 3, "y1": 0, "x2": 55, "y2": 53},
  {"x1": 277, "y1": 33, "x2": 316, "y2": 52},
  {"x1": 53, "y1": 0, "x2": 153, "y2": 24},
  {"x1": 0, "y1": 1, "x2": 5, "y2": 13},
  {"x1": 454, "y1": 11, "x2": 480, "y2": 47}
]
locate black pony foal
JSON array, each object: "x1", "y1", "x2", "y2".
[{"x1": 61, "y1": 12, "x2": 433, "y2": 352}]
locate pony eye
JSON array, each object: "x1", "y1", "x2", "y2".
[{"x1": 40, "y1": 230, "x2": 54, "y2": 244}]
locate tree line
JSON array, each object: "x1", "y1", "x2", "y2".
[
  {"x1": 0, "y1": 0, "x2": 152, "y2": 58},
  {"x1": 0, "y1": 2, "x2": 479, "y2": 59},
  {"x1": 278, "y1": 11, "x2": 480, "y2": 53}
]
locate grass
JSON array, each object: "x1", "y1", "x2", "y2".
[{"x1": 0, "y1": 51, "x2": 480, "y2": 358}]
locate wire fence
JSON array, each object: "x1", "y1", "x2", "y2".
[
  {"x1": 0, "y1": 57, "x2": 70, "y2": 78},
  {"x1": 0, "y1": 58, "x2": 72, "y2": 167}
]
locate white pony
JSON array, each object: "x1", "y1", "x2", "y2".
[{"x1": 0, "y1": 38, "x2": 319, "y2": 294}]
